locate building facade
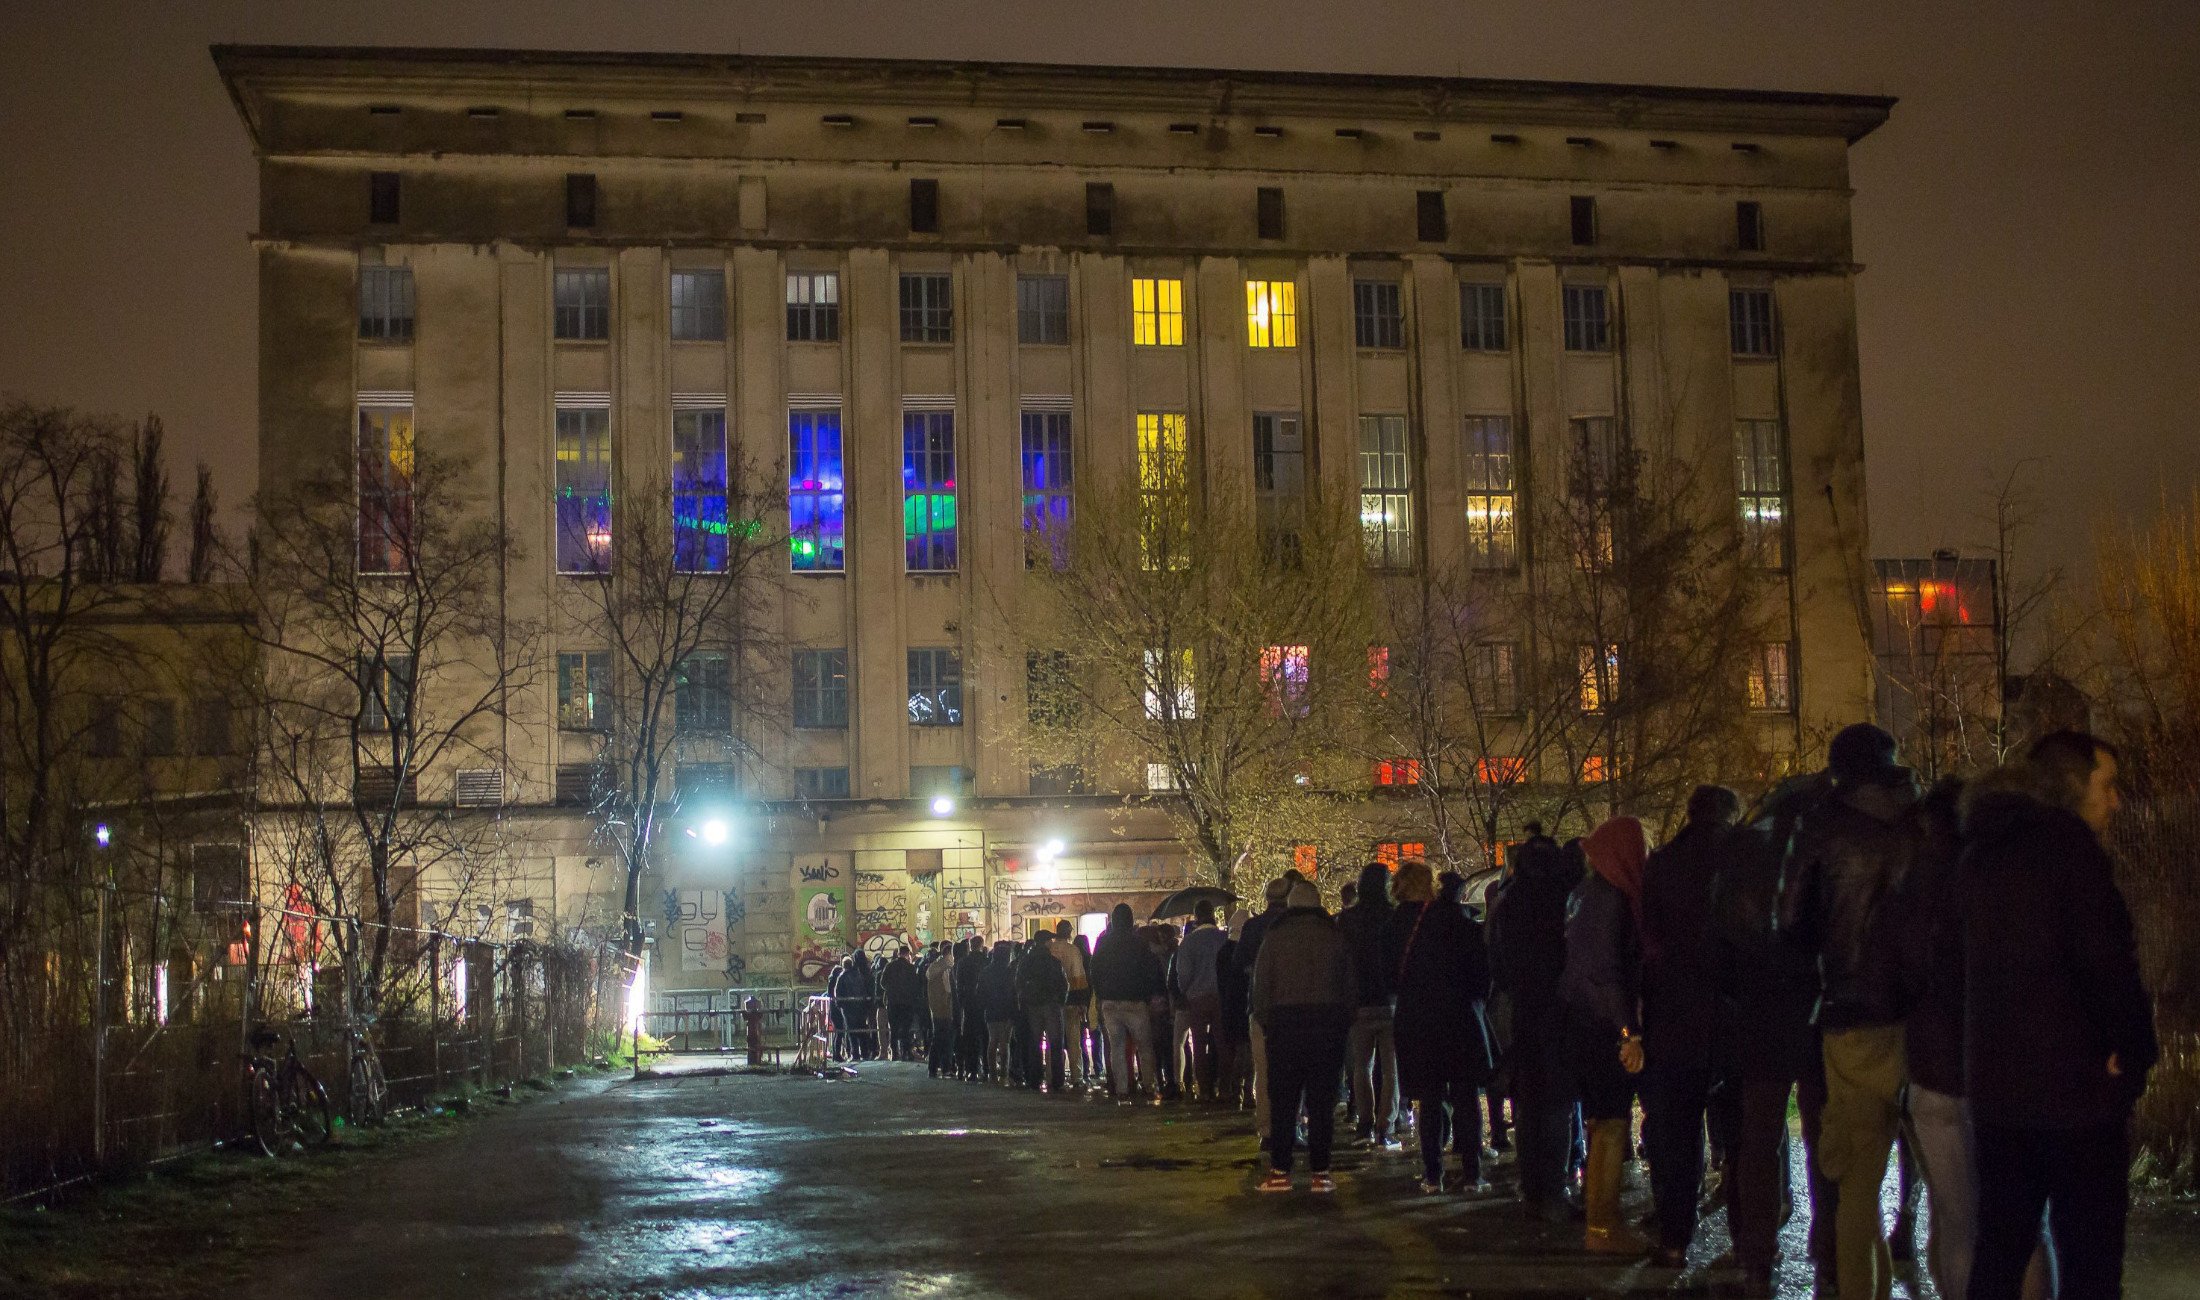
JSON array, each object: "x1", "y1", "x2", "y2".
[{"x1": 217, "y1": 46, "x2": 1890, "y2": 992}]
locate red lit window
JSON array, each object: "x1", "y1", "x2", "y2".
[
  {"x1": 1293, "y1": 844, "x2": 1319, "y2": 878},
  {"x1": 1375, "y1": 841, "x2": 1428, "y2": 871},
  {"x1": 1374, "y1": 758, "x2": 1422, "y2": 787},
  {"x1": 1581, "y1": 754, "x2": 1612, "y2": 783},
  {"x1": 1476, "y1": 756, "x2": 1527, "y2": 785},
  {"x1": 1368, "y1": 645, "x2": 1391, "y2": 694}
]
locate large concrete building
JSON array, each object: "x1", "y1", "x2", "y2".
[{"x1": 216, "y1": 46, "x2": 1891, "y2": 994}]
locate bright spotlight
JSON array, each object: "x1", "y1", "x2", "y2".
[
  {"x1": 700, "y1": 818, "x2": 731, "y2": 846},
  {"x1": 930, "y1": 795, "x2": 956, "y2": 816},
  {"x1": 1039, "y1": 837, "x2": 1066, "y2": 860},
  {"x1": 92, "y1": 823, "x2": 112, "y2": 849}
]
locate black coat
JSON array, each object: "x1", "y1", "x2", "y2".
[
  {"x1": 881, "y1": 956, "x2": 925, "y2": 1009},
  {"x1": 1961, "y1": 780, "x2": 2157, "y2": 1129},
  {"x1": 1015, "y1": 944, "x2": 1070, "y2": 1009},
  {"x1": 1335, "y1": 896, "x2": 1396, "y2": 1007},
  {"x1": 1488, "y1": 838, "x2": 1577, "y2": 1033},
  {"x1": 1089, "y1": 925, "x2": 1166, "y2": 1002},
  {"x1": 1383, "y1": 896, "x2": 1495, "y2": 1094},
  {"x1": 1893, "y1": 782, "x2": 1967, "y2": 1096},
  {"x1": 1709, "y1": 822, "x2": 1821, "y2": 1081},
  {"x1": 1640, "y1": 821, "x2": 1736, "y2": 1070},
  {"x1": 1776, "y1": 768, "x2": 1922, "y2": 1030},
  {"x1": 978, "y1": 949, "x2": 1021, "y2": 1021}
]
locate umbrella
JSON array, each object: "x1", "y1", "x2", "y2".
[{"x1": 1149, "y1": 886, "x2": 1239, "y2": 921}]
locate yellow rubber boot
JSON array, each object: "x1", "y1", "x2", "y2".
[{"x1": 1584, "y1": 1119, "x2": 1650, "y2": 1256}]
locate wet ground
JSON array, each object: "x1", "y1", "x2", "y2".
[{"x1": 234, "y1": 1061, "x2": 2196, "y2": 1300}]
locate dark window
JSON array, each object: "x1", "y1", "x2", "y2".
[
  {"x1": 675, "y1": 652, "x2": 732, "y2": 733},
  {"x1": 1562, "y1": 284, "x2": 1610, "y2": 353},
  {"x1": 1352, "y1": 280, "x2": 1404, "y2": 349},
  {"x1": 910, "y1": 765, "x2": 972, "y2": 798},
  {"x1": 1569, "y1": 195, "x2": 1598, "y2": 247},
  {"x1": 1028, "y1": 766, "x2": 1091, "y2": 796},
  {"x1": 192, "y1": 696, "x2": 233, "y2": 756},
  {"x1": 1017, "y1": 275, "x2": 1069, "y2": 345},
  {"x1": 899, "y1": 273, "x2": 953, "y2": 344},
  {"x1": 786, "y1": 272, "x2": 840, "y2": 342},
  {"x1": 1358, "y1": 415, "x2": 1415, "y2": 571},
  {"x1": 144, "y1": 699, "x2": 179, "y2": 757},
  {"x1": 555, "y1": 762, "x2": 603, "y2": 807},
  {"x1": 1026, "y1": 651, "x2": 1078, "y2": 727},
  {"x1": 86, "y1": 697, "x2": 121, "y2": 758},
  {"x1": 1416, "y1": 190, "x2": 1448, "y2": 242},
  {"x1": 556, "y1": 651, "x2": 610, "y2": 730},
  {"x1": 1020, "y1": 410, "x2": 1073, "y2": 568},
  {"x1": 674, "y1": 762, "x2": 737, "y2": 802},
  {"x1": 670, "y1": 270, "x2": 725, "y2": 341},
  {"x1": 909, "y1": 178, "x2": 940, "y2": 234},
  {"x1": 1253, "y1": 412, "x2": 1306, "y2": 565},
  {"x1": 1736, "y1": 200, "x2": 1766, "y2": 252},
  {"x1": 1730, "y1": 288, "x2": 1777, "y2": 357},
  {"x1": 1256, "y1": 187, "x2": 1285, "y2": 240},
  {"x1": 191, "y1": 845, "x2": 248, "y2": 913},
  {"x1": 795, "y1": 767, "x2": 852, "y2": 800},
  {"x1": 565, "y1": 173, "x2": 598, "y2": 229},
  {"x1": 907, "y1": 648, "x2": 964, "y2": 726},
  {"x1": 902, "y1": 410, "x2": 958, "y2": 571},
  {"x1": 359, "y1": 652, "x2": 414, "y2": 733},
  {"x1": 1460, "y1": 282, "x2": 1507, "y2": 351},
  {"x1": 368, "y1": 171, "x2": 400, "y2": 225},
  {"x1": 554, "y1": 268, "x2": 610, "y2": 341},
  {"x1": 1085, "y1": 182, "x2": 1115, "y2": 237},
  {"x1": 793, "y1": 649, "x2": 850, "y2": 728},
  {"x1": 359, "y1": 265, "x2": 415, "y2": 342}
]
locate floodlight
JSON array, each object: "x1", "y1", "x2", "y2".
[
  {"x1": 930, "y1": 795, "x2": 956, "y2": 816},
  {"x1": 700, "y1": 818, "x2": 731, "y2": 846}
]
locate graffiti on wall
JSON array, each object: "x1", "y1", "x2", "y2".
[
  {"x1": 663, "y1": 888, "x2": 727, "y2": 972},
  {"x1": 800, "y1": 886, "x2": 846, "y2": 941}
]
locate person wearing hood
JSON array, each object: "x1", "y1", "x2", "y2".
[
  {"x1": 979, "y1": 940, "x2": 1021, "y2": 1083},
  {"x1": 881, "y1": 947, "x2": 926, "y2": 1061},
  {"x1": 1491, "y1": 824, "x2": 1581, "y2": 1222},
  {"x1": 1336, "y1": 861, "x2": 1401, "y2": 1148},
  {"x1": 1249, "y1": 878, "x2": 1355, "y2": 1193},
  {"x1": 1234, "y1": 875, "x2": 1297, "y2": 1147},
  {"x1": 1963, "y1": 732, "x2": 2156, "y2": 1300},
  {"x1": 1016, "y1": 931, "x2": 1072, "y2": 1093},
  {"x1": 1561, "y1": 815, "x2": 1650, "y2": 1254},
  {"x1": 1639, "y1": 785, "x2": 1745, "y2": 1266},
  {"x1": 1090, "y1": 903, "x2": 1166, "y2": 1102},
  {"x1": 954, "y1": 937, "x2": 989, "y2": 1080},
  {"x1": 1777, "y1": 722, "x2": 1922, "y2": 1300},
  {"x1": 925, "y1": 941, "x2": 958, "y2": 1077},
  {"x1": 1386, "y1": 861, "x2": 1498, "y2": 1195},
  {"x1": 1173, "y1": 900, "x2": 1230, "y2": 1101}
]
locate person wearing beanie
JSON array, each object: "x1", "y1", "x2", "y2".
[
  {"x1": 1234, "y1": 874, "x2": 1297, "y2": 1147},
  {"x1": 1336, "y1": 861, "x2": 1401, "y2": 1147},
  {"x1": 1777, "y1": 721, "x2": 1922, "y2": 1300},
  {"x1": 1249, "y1": 877, "x2": 1355, "y2": 1193},
  {"x1": 1089, "y1": 902, "x2": 1166, "y2": 1102}
]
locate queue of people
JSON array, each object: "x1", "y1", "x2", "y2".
[{"x1": 823, "y1": 724, "x2": 2156, "y2": 1298}]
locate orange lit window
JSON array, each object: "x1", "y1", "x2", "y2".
[
  {"x1": 1581, "y1": 754, "x2": 1613, "y2": 783},
  {"x1": 1293, "y1": 844, "x2": 1319, "y2": 879},
  {"x1": 1374, "y1": 758, "x2": 1422, "y2": 787},
  {"x1": 1375, "y1": 841, "x2": 1427, "y2": 871},
  {"x1": 1368, "y1": 645, "x2": 1391, "y2": 695},
  {"x1": 1476, "y1": 756, "x2": 1527, "y2": 785}
]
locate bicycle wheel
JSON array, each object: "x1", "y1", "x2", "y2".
[
  {"x1": 349, "y1": 1049, "x2": 388, "y2": 1126},
  {"x1": 285, "y1": 1066, "x2": 334, "y2": 1147},
  {"x1": 246, "y1": 1067, "x2": 284, "y2": 1157}
]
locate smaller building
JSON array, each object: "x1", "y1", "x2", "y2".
[{"x1": 1870, "y1": 555, "x2": 2000, "y2": 780}]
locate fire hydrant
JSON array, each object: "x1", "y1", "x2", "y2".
[{"x1": 743, "y1": 996, "x2": 765, "y2": 1067}]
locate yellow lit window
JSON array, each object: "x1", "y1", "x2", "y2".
[
  {"x1": 1246, "y1": 279, "x2": 1297, "y2": 348},
  {"x1": 1131, "y1": 277, "x2": 1184, "y2": 347},
  {"x1": 1579, "y1": 643, "x2": 1620, "y2": 713},
  {"x1": 1136, "y1": 412, "x2": 1190, "y2": 570}
]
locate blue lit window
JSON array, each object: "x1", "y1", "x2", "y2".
[
  {"x1": 1019, "y1": 410, "x2": 1071, "y2": 568},
  {"x1": 673, "y1": 409, "x2": 728, "y2": 573},
  {"x1": 903, "y1": 410, "x2": 957, "y2": 572},
  {"x1": 788, "y1": 409, "x2": 845, "y2": 572},
  {"x1": 555, "y1": 407, "x2": 612, "y2": 573}
]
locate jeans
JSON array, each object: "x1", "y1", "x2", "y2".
[
  {"x1": 1265, "y1": 1008, "x2": 1351, "y2": 1175},
  {"x1": 1346, "y1": 1005, "x2": 1399, "y2": 1138},
  {"x1": 1181, "y1": 993, "x2": 1221, "y2": 1098},
  {"x1": 887, "y1": 1004, "x2": 918, "y2": 1060},
  {"x1": 927, "y1": 1011, "x2": 956, "y2": 1075},
  {"x1": 1410, "y1": 1069, "x2": 1484, "y2": 1186},
  {"x1": 1821, "y1": 1025, "x2": 1906, "y2": 1300},
  {"x1": 985, "y1": 1017, "x2": 1014, "y2": 1082},
  {"x1": 1645, "y1": 1061, "x2": 1716, "y2": 1251},
  {"x1": 1972, "y1": 1119, "x2": 2128, "y2": 1300},
  {"x1": 1099, "y1": 1000, "x2": 1157, "y2": 1097},
  {"x1": 1027, "y1": 1005, "x2": 1067, "y2": 1092}
]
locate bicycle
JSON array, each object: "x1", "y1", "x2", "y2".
[
  {"x1": 242, "y1": 1026, "x2": 333, "y2": 1156},
  {"x1": 345, "y1": 1018, "x2": 389, "y2": 1127}
]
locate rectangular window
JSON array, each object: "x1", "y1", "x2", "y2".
[
  {"x1": 1143, "y1": 647, "x2": 1196, "y2": 721},
  {"x1": 1375, "y1": 841, "x2": 1428, "y2": 871},
  {"x1": 555, "y1": 407, "x2": 612, "y2": 573},
  {"x1": 1569, "y1": 194, "x2": 1598, "y2": 246},
  {"x1": 357, "y1": 405, "x2": 414, "y2": 575},
  {"x1": 1260, "y1": 644, "x2": 1310, "y2": 718},
  {"x1": 1416, "y1": 190, "x2": 1447, "y2": 242},
  {"x1": 907, "y1": 648, "x2": 964, "y2": 726},
  {"x1": 192, "y1": 696, "x2": 233, "y2": 756},
  {"x1": 909, "y1": 178, "x2": 940, "y2": 233},
  {"x1": 1256, "y1": 186, "x2": 1284, "y2": 240},
  {"x1": 1246, "y1": 279, "x2": 1298, "y2": 348},
  {"x1": 368, "y1": 171, "x2": 400, "y2": 225},
  {"x1": 145, "y1": 699, "x2": 179, "y2": 757},
  {"x1": 1579, "y1": 643, "x2": 1620, "y2": 713},
  {"x1": 1131, "y1": 277, "x2": 1184, "y2": 346},
  {"x1": 1144, "y1": 762, "x2": 1182, "y2": 792},
  {"x1": 672, "y1": 409, "x2": 728, "y2": 573},
  {"x1": 1136, "y1": 412, "x2": 1190, "y2": 570},
  {"x1": 1477, "y1": 757, "x2": 1527, "y2": 785},
  {"x1": 914, "y1": 765, "x2": 974, "y2": 798},
  {"x1": 1017, "y1": 275, "x2": 1070, "y2": 345},
  {"x1": 1569, "y1": 416, "x2": 1622, "y2": 569},
  {"x1": 786, "y1": 271, "x2": 841, "y2": 342},
  {"x1": 1353, "y1": 280, "x2": 1404, "y2": 349},
  {"x1": 1358, "y1": 414, "x2": 1414, "y2": 570},
  {"x1": 359, "y1": 265, "x2": 415, "y2": 342},
  {"x1": 359, "y1": 652, "x2": 414, "y2": 733},
  {"x1": 1086, "y1": 182, "x2": 1115, "y2": 237},
  {"x1": 1462, "y1": 416, "x2": 1517, "y2": 569},
  {"x1": 1747, "y1": 642, "x2": 1794, "y2": 712},
  {"x1": 87, "y1": 698, "x2": 121, "y2": 758},
  {"x1": 553, "y1": 268, "x2": 610, "y2": 341},
  {"x1": 902, "y1": 409, "x2": 958, "y2": 572},
  {"x1": 1735, "y1": 419, "x2": 1788, "y2": 569},
  {"x1": 1294, "y1": 844, "x2": 1319, "y2": 879},
  {"x1": 1730, "y1": 288, "x2": 1777, "y2": 357},
  {"x1": 1460, "y1": 282, "x2": 1507, "y2": 351},
  {"x1": 1026, "y1": 651, "x2": 1079, "y2": 728},
  {"x1": 565, "y1": 173, "x2": 598, "y2": 229},
  {"x1": 675, "y1": 652, "x2": 731, "y2": 733},
  {"x1": 899, "y1": 273, "x2": 953, "y2": 344},
  {"x1": 1737, "y1": 200, "x2": 1766, "y2": 252},
  {"x1": 1373, "y1": 758, "x2": 1422, "y2": 787},
  {"x1": 1472, "y1": 642, "x2": 1521, "y2": 715},
  {"x1": 788, "y1": 408, "x2": 845, "y2": 572},
  {"x1": 557, "y1": 651, "x2": 610, "y2": 730},
  {"x1": 1253, "y1": 412, "x2": 1306, "y2": 565},
  {"x1": 793, "y1": 649, "x2": 850, "y2": 728},
  {"x1": 1020, "y1": 409, "x2": 1073, "y2": 568},
  {"x1": 796, "y1": 767, "x2": 852, "y2": 800},
  {"x1": 670, "y1": 269, "x2": 726, "y2": 342},
  {"x1": 1562, "y1": 284, "x2": 1610, "y2": 352}
]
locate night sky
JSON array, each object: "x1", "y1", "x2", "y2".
[{"x1": 5, "y1": 0, "x2": 2195, "y2": 584}]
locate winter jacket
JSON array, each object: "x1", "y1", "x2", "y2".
[
  {"x1": 1090, "y1": 924, "x2": 1166, "y2": 1002},
  {"x1": 1384, "y1": 891, "x2": 1495, "y2": 1093},
  {"x1": 954, "y1": 950, "x2": 987, "y2": 1021},
  {"x1": 1960, "y1": 777, "x2": 2157, "y2": 1129},
  {"x1": 1216, "y1": 937, "x2": 1251, "y2": 1042},
  {"x1": 1640, "y1": 820, "x2": 1737, "y2": 1070},
  {"x1": 1015, "y1": 942, "x2": 1070, "y2": 1010},
  {"x1": 1488, "y1": 838, "x2": 1577, "y2": 1020},
  {"x1": 979, "y1": 947, "x2": 1021, "y2": 1021},
  {"x1": 1233, "y1": 902, "x2": 1287, "y2": 980},
  {"x1": 881, "y1": 956, "x2": 926, "y2": 1010},
  {"x1": 925, "y1": 952, "x2": 957, "y2": 1021},
  {"x1": 1706, "y1": 820, "x2": 1820, "y2": 1081},
  {"x1": 1776, "y1": 767, "x2": 1923, "y2": 1030},
  {"x1": 1893, "y1": 781, "x2": 1967, "y2": 1096},
  {"x1": 1172, "y1": 923, "x2": 1229, "y2": 1001},
  {"x1": 837, "y1": 955, "x2": 876, "y2": 1002},
  {"x1": 1559, "y1": 872, "x2": 1640, "y2": 1035},
  {"x1": 1335, "y1": 879, "x2": 1397, "y2": 1008},
  {"x1": 1249, "y1": 907, "x2": 1355, "y2": 1026}
]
